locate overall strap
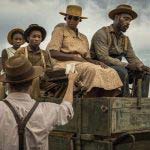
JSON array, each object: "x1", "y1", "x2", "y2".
[
  {"x1": 41, "y1": 50, "x2": 46, "y2": 70},
  {"x1": 3, "y1": 100, "x2": 39, "y2": 150},
  {"x1": 124, "y1": 36, "x2": 128, "y2": 52},
  {"x1": 25, "y1": 47, "x2": 28, "y2": 59}
]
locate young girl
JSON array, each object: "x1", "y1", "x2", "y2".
[
  {"x1": 0, "y1": 28, "x2": 25, "y2": 100},
  {"x1": 1, "y1": 28, "x2": 25, "y2": 72}
]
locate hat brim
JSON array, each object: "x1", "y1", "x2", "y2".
[
  {"x1": 0, "y1": 66, "x2": 43, "y2": 83},
  {"x1": 109, "y1": 8, "x2": 137, "y2": 20},
  {"x1": 59, "y1": 12, "x2": 88, "y2": 19},
  {"x1": 7, "y1": 28, "x2": 25, "y2": 45},
  {"x1": 24, "y1": 26, "x2": 47, "y2": 43}
]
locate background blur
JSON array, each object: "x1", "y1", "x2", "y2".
[{"x1": 0, "y1": 0, "x2": 149, "y2": 65}]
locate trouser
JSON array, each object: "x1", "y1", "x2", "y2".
[{"x1": 110, "y1": 65, "x2": 150, "y2": 97}]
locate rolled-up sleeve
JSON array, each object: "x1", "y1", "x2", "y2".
[
  {"x1": 42, "y1": 101, "x2": 74, "y2": 132},
  {"x1": 46, "y1": 27, "x2": 64, "y2": 52},
  {"x1": 56, "y1": 101, "x2": 74, "y2": 126},
  {"x1": 125, "y1": 37, "x2": 143, "y2": 65}
]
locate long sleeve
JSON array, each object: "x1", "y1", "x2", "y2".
[
  {"x1": 125, "y1": 37, "x2": 143, "y2": 65},
  {"x1": 91, "y1": 29, "x2": 127, "y2": 67}
]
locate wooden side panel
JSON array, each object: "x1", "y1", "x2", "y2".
[
  {"x1": 116, "y1": 141, "x2": 150, "y2": 150},
  {"x1": 81, "y1": 140, "x2": 112, "y2": 150},
  {"x1": 81, "y1": 98, "x2": 111, "y2": 136},
  {"x1": 41, "y1": 97, "x2": 150, "y2": 136},
  {"x1": 111, "y1": 98, "x2": 150, "y2": 133},
  {"x1": 49, "y1": 132, "x2": 74, "y2": 150},
  {"x1": 48, "y1": 131, "x2": 150, "y2": 150}
]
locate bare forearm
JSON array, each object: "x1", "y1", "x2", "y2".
[
  {"x1": 63, "y1": 80, "x2": 74, "y2": 104},
  {"x1": 50, "y1": 50, "x2": 86, "y2": 62}
]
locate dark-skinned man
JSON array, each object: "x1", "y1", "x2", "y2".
[{"x1": 90, "y1": 4, "x2": 150, "y2": 97}]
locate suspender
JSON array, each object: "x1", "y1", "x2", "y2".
[
  {"x1": 25, "y1": 47, "x2": 46, "y2": 69},
  {"x1": 3, "y1": 100, "x2": 39, "y2": 150},
  {"x1": 41, "y1": 51, "x2": 46, "y2": 70}
]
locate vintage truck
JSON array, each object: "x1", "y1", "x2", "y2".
[{"x1": 39, "y1": 72, "x2": 150, "y2": 150}]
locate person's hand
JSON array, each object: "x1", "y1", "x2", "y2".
[
  {"x1": 126, "y1": 63, "x2": 139, "y2": 71},
  {"x1": 68, "y1": 72, "x2": 78, "y2": 83},
  {"x1": 85, "y1": 58, "x2": 108, "y2": 69},
  {"x1": 136, "y1": 64, "x2": 144, "y2": 71},
  {"x1": 73, "y1": 55, "x2": 86, "y2": 62},
  {"x1": 141, "y1": 65, "x2": 150, "y2": 74}
]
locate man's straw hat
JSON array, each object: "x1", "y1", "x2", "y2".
[{"x1": 109, "y1": 4, "x2": 137, "y2": 20}]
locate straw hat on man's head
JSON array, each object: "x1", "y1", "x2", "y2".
[
  {"x1": 7, "y1": 28, "x2": 25, "y2": 45},
  {"x1": 0, "y1": 54, "x2": 43, "y2": 83},
  {"x1": 59, "y1": 5, "x2": 87, "y2": 19},
  {"x1": 109, "y1": 4, "x2": 138, "y2": 20}
]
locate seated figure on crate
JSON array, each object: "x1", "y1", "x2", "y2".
[
  {"x1": 0, "y1": 55, "x2": 76, "y2": 150},
  {"x1": 0, "y1": 28, "x2": 25, "y2": 100},
  {"x1": 90, "y1": 4, "x2": 150, "y2": 97},
  {"x1": 15, "y1": 24, "x2": 56, "y2": 99},
  {"x1": 46, "y1": 5, "x2": 123, "y2": 97}
]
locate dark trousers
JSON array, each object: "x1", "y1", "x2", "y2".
[{"x1": 110, "y1": 65, "x2": 150, "y2": 97}]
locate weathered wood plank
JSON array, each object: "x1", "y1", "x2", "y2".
[{"x1": 42, "y1": 97, "x2": 150, "y2": 136}]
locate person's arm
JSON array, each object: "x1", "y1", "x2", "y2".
[
  {"x1": 46, "y1": 72, "x2": 77, "y2": 128},
  {"x1": 91, "y1": 29, "x2": 127, "y2": 67},
  {"x1": 46, "y1": 27, "x2": 86, "y2": 62},
  {"x1": 62, "y1": 72, "x2": 77, "y2": 104},
  {"x1": 125, "y1": 37, "x2": 143, "y2": 66},
  {"x1": 50, "y1": 50, "x2": 86, "y2": 62}
]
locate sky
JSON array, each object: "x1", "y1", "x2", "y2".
[
  {"x1": 0, "y1": 0, "x2": 150, "y2": 64},
  {"x1": 0, "y1": 0, "x2": 150, "y2": 65},
  {"x1": 0, "y1": 0, "x2": 150, "y2": 95}
]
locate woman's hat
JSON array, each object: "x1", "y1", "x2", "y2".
[
  {"x1": 7, "y1": 28, "x2": 25, "y2": 45},
  {"x1": 24, "y1": 24, "x2": 47, "y2": 43},
  {"x1": 109, "y1": 4, "x2": 138, "y2": 20},
  {"x1": 59, "y1": 5, "x2": 87, "y2": 19},
  {"x1": 0, "y1": 54, "x2": 43, "y2": 83}
]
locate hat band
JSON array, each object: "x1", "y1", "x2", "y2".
[{"x1": 6, "y1": 67, "x2": 34, "y2": 82}]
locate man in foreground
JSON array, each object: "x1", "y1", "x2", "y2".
[{"x1": 0, "y1": 54, "x2": 77, "y2": 150}]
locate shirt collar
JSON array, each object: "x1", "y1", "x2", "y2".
[
  {"x1": 65, "y1": 25, "x2": 83, "y2": 40},
  {"x1": 6, "y1": 92, "x2": 34, "y2": 102},
  {"x1": 108, "y1": 24, "x2": 124, "y2": 37},
  {"x1": 27, "y1": 45, "x2": 41, "y2": 54}
]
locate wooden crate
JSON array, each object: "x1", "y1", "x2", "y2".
[
  {"x1": 42, "y1": 97, "x2": 150, "y2": 136},
  {"x1": 49, "y1": 131, "x2": 150, "y2": 150}
]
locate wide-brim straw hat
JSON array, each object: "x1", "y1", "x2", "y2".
[
  {"x1": 109, "y1": 4, "x2": 138, "y2": 20},
  {"x1": 59, "y1": 5, "x2": 87, "y2": 19},
  {"x1": 24, "y1": 24, "x2": 47, "y2": 43},
  {"x1": 7, "y1": 28, "x2": 25, "y2": 45},
  {"x1": 0, "y1": 54, "x2": 43, "y2": 83}
]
